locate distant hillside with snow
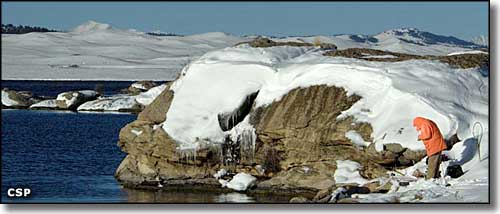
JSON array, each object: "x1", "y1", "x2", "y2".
[
  {"x1": 1, "y1": 21, "x2": 247, "y2": 81},
  {"x1": 1, "y1": 21, "x2": 487, "y2": 81}
]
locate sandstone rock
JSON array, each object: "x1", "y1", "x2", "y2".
[
  {"x1": 312, "y1": 186, "x2": 334, "y2": 202},
  {"x1": 137, "y1": 82, "x2": 173, "y2": 123},
  {"x1": 115, "y1": 84, "x2": 405, "y2": 195},
  {"x1": 383, "y1": 143, "x2": 406, "y2": 154},
  {"x1": 242, "y1": 37, "x2": 314, "y2": 48},
  {"x1": 412, "y1": 169, "x2": 426, "y2": 178},
  {"x1": 256, "y1": 163, "x2": 336, "y2": 192},
  {"x1": 402, "y1": 149, "x2": 427, "y2": 163},
  {"x1": 362, "y1": 180, "x2": 392, "y2": 193}
]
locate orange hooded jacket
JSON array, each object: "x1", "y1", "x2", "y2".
[{"x1": 413, "y1": 117, "x2": 447, "y2": 156}]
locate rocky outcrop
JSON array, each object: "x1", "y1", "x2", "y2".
[
  {"x1": 237, "y1": 37, "x2": 337, "y2": 50},
  {"x1": 115, "y1": 84, "x2": 427, "y2": 197},
  {"x1": 2, "y1": 88, "x2": 40, "y2": 109},
  {"x1": 56, "y1": 90, "x2": 98, "y2": 110},
  {"x1": 324, "y1": 48, "x2": 489, "y2": 69},
  {"x1": 76, "y1": 96, "x2": 143, "y2": 113},
  {"x1": 121, "y1": 81, "x2": 158, "y2": 95}
]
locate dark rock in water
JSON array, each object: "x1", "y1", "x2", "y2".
[
  {"x1": 446, "y1": 165, "x2": 464, "y2": 178},
  {"x1": 217, "y1": 91, "x2": 259, "y2": 131}
]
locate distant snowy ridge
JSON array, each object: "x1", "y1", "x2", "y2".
[
  {"x1": 2, "y1": 21, "x2": 248, "y2": 81},
  {"x1": 2, "y1": 21, "x2": 486, "y2": 81}
]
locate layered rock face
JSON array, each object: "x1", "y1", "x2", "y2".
[{"x1": 115, "y1": 84, "x2": 426, "y2": 195}]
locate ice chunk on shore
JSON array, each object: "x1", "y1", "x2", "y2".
[{"x1": 220, "y1": 172, "x2": 256, "y2": 191}]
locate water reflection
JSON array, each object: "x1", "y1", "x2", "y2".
[{"x1": 123, "y1": 188, "x2": 292, "y2": 203}]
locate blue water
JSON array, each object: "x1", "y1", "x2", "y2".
[
  {"x1": 1, "y1": 110, "x2": 293, "y2": 203},
  {"x1": 1, "y1": 80, "x2": 161, "y2": 97},
  {"x1": 1, "y1": 109, "x2": 136, "y2": 203},
  {"x1": 0, "y1": 81, "x2": 291, "y2": 203}
]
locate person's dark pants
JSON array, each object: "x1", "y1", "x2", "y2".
[{"x1": 427, "y1": 152, "x2": 442, "y2": 179}]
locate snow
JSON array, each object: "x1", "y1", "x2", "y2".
[
  {"x1": 345, "y1": 130, "x2": 370, "y2": 147},
  {"x1": 3, "y1": 22, "x2": 482, "y2": 81},
  {"x1": 213, "y1": 169, "x2": 227, "y2": 179},
  {"x1": 2, "y1": 21, "x2": 247, "y2": 81},
  {"x1": 447, "y1": 50, "x2": 488, "y2": 56},
  {"x1": 135, "y1": 84, "x2": 168, "y2": 106},
  {"x1": 361, "y1": 55, "x2": 398, "y2": 59},
  {"x1": 76, "y1": 95, "x2": 138, "y2": 111},
  {"x1": 219, "y1": 172, "x2": 257, "y2": 191},
  {"x1": 334, "y1": 160, "x2": 369, "y2": 185},
  {"x1": 29, "y1": 99, "x2": 57, "y2": 109},
  {"x1": 1, "y1": 90, "x2": 18, "y2": 106}
]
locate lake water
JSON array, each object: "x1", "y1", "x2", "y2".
[
  {"x1": 1, "y1": 110, "x2": 292, "y2": 203},
  {"x1": 1, "y1": 80, "x2": 164, "y2": 97},
  {"x1": 1, "y1": 81, "x2": 291, "y2": 203}
]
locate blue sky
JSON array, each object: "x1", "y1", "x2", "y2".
[{"x1": 2, "y1": 2, "x2": 488, "y2": 40}]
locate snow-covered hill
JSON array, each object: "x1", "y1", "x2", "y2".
[
  {"x1": 2, "y1": 22, "x2": 487, "y2": 81},
  {"x1": 279, "y1": 28, "x2": 485, "y2": 56},
  {"x1": 1, "y1": 21, "x2": 247, "y2": 81}
]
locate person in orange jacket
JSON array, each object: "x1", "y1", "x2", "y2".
[{"x1": 413, "y1": 117, "x2": 447, "y2": 179}]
